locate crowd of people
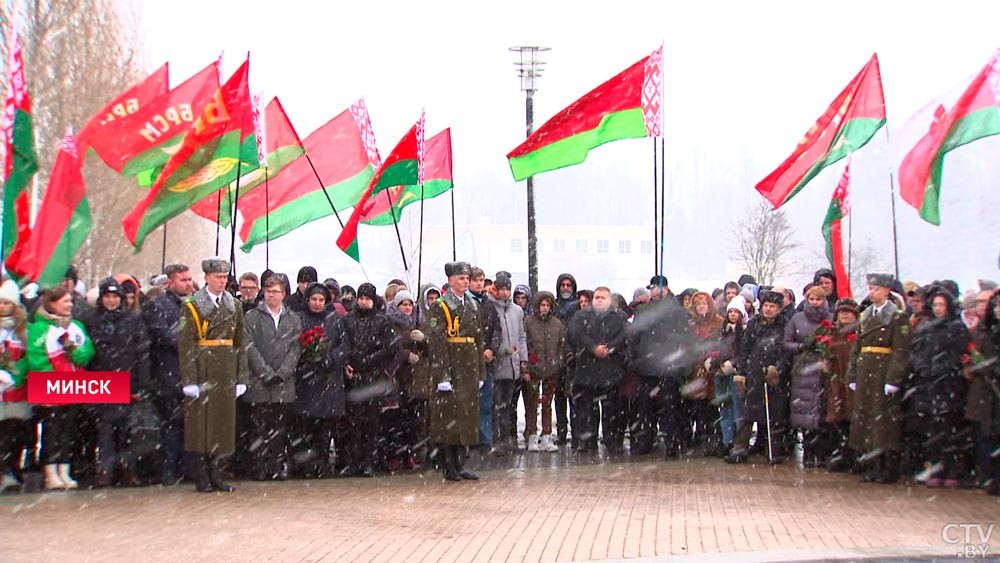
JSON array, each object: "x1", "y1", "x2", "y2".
[{"x1": 0, "y1": 260, "x2": 998, "y2": 496}]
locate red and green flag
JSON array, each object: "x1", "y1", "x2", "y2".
[
  {"x1": 189, "y1": 96, "x2": 305, "y2": 227},
  {"x1": 75, "y1": 63, "x2": 169, "y2": 153},
  {"x1": 898, "y1": 50, "x2": 1000, "y2": 225},
  {"x1": 1, "y1": 30, "x2": 38, "y2": 270},
  {"x1": 86, "y1": 60, "x2": 220, "y2": 177},
  {"x1": 361, "y1": 128, "x2": 452, "y2": 225},
  {"x1": 238, "y1": 99, "x2": 380, "y2": 251},
  {"x1": 821, "y1": 158, "x2": 852, "y2": 300},
  {"x1": 9, "y1": 129, "x2": 92, "y2": 288},
  {"x1": 122, "y1": 58, "x2": 258, "y2": 249},
  {"x1": 337, "y1": 114, "x2": 425, "y2": 262},
  {"x1": 756, "y1": 54, "x2": 886, "y2": 208},
  {"x1": 507, "y1": 45, "x2": 663, "y2": 181}
]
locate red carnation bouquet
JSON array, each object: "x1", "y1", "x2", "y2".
[
  {"x1": 961, "y1": 342, "x2": 985, "y2": 367},
  {"x1": 298, "y1": 326, "x2": 329, "y2": 364},
  {"x1": 808, "y1": 320, "x2": 836, "y2": 366}
]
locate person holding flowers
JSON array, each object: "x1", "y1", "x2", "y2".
[
  {"x1": 784, "y1": 285, "x2": 834, "y2": 468},
  {"x1": 824, "y1": 298, "x2": 860, "y2": 473}
]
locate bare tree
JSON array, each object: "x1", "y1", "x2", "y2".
[
  {"x1": 731, "y1": 200, "x2": 801, "y2": 286},
  {"x1": 1, "y1": 1, "x2": 213, "y2": 288}
]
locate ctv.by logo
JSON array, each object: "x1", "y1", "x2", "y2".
[{"x1": 942, "y1": 523, "x2": 995, "y2": 558}]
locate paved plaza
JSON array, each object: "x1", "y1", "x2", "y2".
[{"x1": 2, "y1": 452, "x2": 998, "y2": 563}]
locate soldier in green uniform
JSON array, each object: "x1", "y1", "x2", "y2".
[
  {"x1": 847, "y1": 273, "x2": 911, "y2": 484},
  {"x1": 425, "y1": 262, "x2": 486, "y2": 482},
  {"x1": 179, "y1": 257, "x2": 250, "y2": 493}
]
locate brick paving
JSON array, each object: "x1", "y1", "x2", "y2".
[{"x1": 1, "y1": 451, "x2": 998, "y2": 563}]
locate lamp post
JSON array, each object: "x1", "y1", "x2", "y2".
[{"x1": 510, "y1": 46, "x2": 549, "y2": 294}]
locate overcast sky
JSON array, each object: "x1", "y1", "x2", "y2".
[{"x1": 134, "y1": 0, "x2": 1000, "y2": 296}]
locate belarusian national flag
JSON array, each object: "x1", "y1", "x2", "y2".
[
  {"x1": 506, "y1": 45, "x2": 663, "y2": 181},
  {"x1": 75, "y1": 63, "x2": 169, "y2": 153},
  {"x1": 85, "y1": 60, "x2": 220, "y2": 177},
  {"x1": 238, "y1": 99, "x2": 380, "y2": 251},
  {"x1": 821, "y1": 158, "x2": 852, "y2": 299},
  {"x1": 898, "y1": 50, "x2": 1000, "y2": 225},
  {"x1": 362, "y1": 128, "x2": 453, "y2": 226},
  {"x1": 756, "y1": 54, "x2": 886, "y2": 208},
  {"x1": 9, "y1": 129, "x2": 92, "y2": 288},
  {"x1": 1, "y1": 30, "x2": 38, "y2": 269},
  {"x1": 122, "y1": 59, "x2": 258, "y2": 249},
  {"x1": 337, "y1": 115, "x2": 425, "y2": 262},
  {"x1": 190, "y1": 97, "x2": 305, "y2": 227}
]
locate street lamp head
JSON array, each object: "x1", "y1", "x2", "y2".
[{"x1": 510, "y1": 46, "x2": 550, "y2": 92}]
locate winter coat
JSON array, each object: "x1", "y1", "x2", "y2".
[
  {"x1": 908, "y1": 315, "x2": 970, "y2": 421},
  {"x1": 243, "y1": 303, "x2": 302, "y2": 404},
  {"x1": 178, "y1": 289, "x2": 250, "y2": 455},
  {"x1": 686, "y1": 293, "x2": 724, "y2": 400},
  {"x1": 570, "y1": 308, "x2": 627, "y2": 389},
  {"x1": 524, "y1": 291, "x2": 566, "y2": 381},
  {"x1": 736, "y1": 314, "x2": 792, "y2": 424},
  {"x1": 27, "y1": 310, "x2": 96, "y2": 410},
  {"x1": 0, "y1": 323, "x2": 29, "y2": 421},
  {"x1": 487, "y1": 294, "x2": 528, "y2": 381},
  {"x1": 468, "y1": 290, "x2": 502, "y2": 355},
  {"x1": 285, "y1": 289, "x2": 308, "y2": 313},
  {"x1": 142, "y1": 291, "x2": 184, "y2": 400},
  {"x1": 294, "y1": 308, "x2": 346, "y2": 418},
  {"x1": 386, "y1": 302, "x2": 431, "y2": 400},
  {"x1": 826, "y1": 322, "x2": 857, "y2": 424},
  {"x1": 628, "y1": 295, "x2": 693, "y2": 380},
  {"x1": 425, "y1": 290, "x2": 485, "y2": 445},
  {"x1": 786, "y1": 303, "x2": 833, "y2": 429},
  {"x1": 417, "y1": 283, "x2": 440, "y2": 325},
  {"x1": 338, "y1": 306, "x2": 400, "y2": 393},
  {"x1": 966, "y1": 322, "x2": 1000, "y2": 436},
  {"x1": 847, "y1": 301, "x2": 911, "y2": 453},
  {"x1": 85, "y1": 306, "x2": 152, "y2": 419},
  {"x1": 514, "y1": 284, "x2": 533, "y2": 316}
]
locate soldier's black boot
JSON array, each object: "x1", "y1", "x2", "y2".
[
  {"x1": 442, "y1": 446, "x2": 460, "y2": 482},
  {"x1": 207, "y1": 455, "x2": 235, "y2": 492},
  {"x1": 191, "y1": 455, "x2": 214, "y2": 493}
]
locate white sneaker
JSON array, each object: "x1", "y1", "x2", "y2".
[
  {"x1": 57, "y1": 464, "x2": 78, "y2": 489},
  {"x1": 541, "y1": 435, "x2": 559, "y2": 452},
  {"x1": 44, "y1": 464, "x2": 66, "y2": 490},
  {"x1": 527, "y1": 435, "x2": 540, "y2": 452}
]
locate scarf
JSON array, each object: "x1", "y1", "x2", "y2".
[{"x1": 37, "y1": 306, "x2": 72, "y2": 328}]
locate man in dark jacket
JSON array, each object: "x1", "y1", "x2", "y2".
[
  {"x1": 569, "y1": 287, "x2": 627, "y2": 454},
  {"x1": 468, "y1": 267, "x2": 500, "y2": 449},
  {"x1": 141, "y1": 263, "x2": 194, "y2": 486},
  {"x1": 336, "y1": 283, "x2": 401, "y2": 477},
  {"x1": 87, "y1": 278, "x2": 152, "y2": 487},
  {"x1": 285, "y1": 266, "x2": 318, "y2": 313},
  {"x1": 243, "y1": 275, "x2": 303, "y2": 480},
  {"x1": 554, "y1": 273, "x2": 580, "y2": 445},
  {"x1": 726, "y1": 290, "x2": 792, "y2": 464},
  {"x1": 628, "y1": 275, "x2": 693, "y2": 456}
]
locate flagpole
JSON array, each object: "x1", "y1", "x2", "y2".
[
  {"x1": 652, "y1": 138, "x2": 658, "y2": 276},
  {"x1": 304, "y1": 154, "x2": 344, "y2": 228},
  {"x1": 883, "y1": 127, "x2": 901, "y2": 279},
  {"x1": 385, "y1": 189, "x2": 409, "y2": 271},
  {"x1": 215, "y1": 191, "x2": 222, "y2": 255},
  {"x1": 230, "y1": 159, "x2": 243, "y2": 277},
  {"x1": 450, "y1": 187, "x2": 457, "y2": 261},
  {"x1": 659, "y1": 137, "x2": 666, "y2": 279},
  {"x1": 161, "y1": 222, "x2": 168, "y2": 273},
  {"x1": 264, "y1": 166, "x2": 270, "y2": 270},
  {"x1": 418, "y1": 181, "x2": 425, "y2": 292}
]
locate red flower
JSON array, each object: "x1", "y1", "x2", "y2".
[
  {"x1": 820, "y1": 320, "x2": 834, "y2": 329},
  {"x1": 529, "y1": 352, "x2": 539, "y2": 365},
  {"x1": 961, "y1": 353, "x2": 973, "y2": 366},
  {"x1": 968, "y1": 342, "x2": 978, "y2": 353},
  {"x1": 846, "y1": 333, "x2": 857, "y2": 342}
]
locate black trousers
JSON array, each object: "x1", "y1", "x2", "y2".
[
  {"x1": 0, "y1": 419, "x2": 29, "y2": 476},
  {"x1": 38, "y1": 406, "x2": 78, "y2": 464},
  {"x1": 493, "y1": 379, "x2": 516, "y2": 446},
  {"x1": 96, "y1": 409, "x2": 134, "y2": 472},
  {"x1": 554, "y1": 371, "x2": 574, "y2": 440},
  {"x1": 248, "y1": 403, "x2": 290, "y2": 477},
  {"x1": 632, "y1": 377, "x2": 683, "y2": 453},
  {"x1": 573, "y1": 384, "x2": 622, "y2": 450},
  {"x1": 290, "y1": 415, "x2": 336, "y2": 476},
  {"x1": 346, "y1": 398, "x2": 379, "y2": 471},
  {"x1": 153, "y1": 392, "x2": 185, "y2": 480}
]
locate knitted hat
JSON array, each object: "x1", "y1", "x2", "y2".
[
  {"x1": 356, "y1": 282, "x2": 378, "y2": 300},
  {"x1": 393, "y1": 290, "x2": 415, "y2": 307},
  {"x1": 0, "y1": 280, "x2": 20, "y2": 304},
  {"x1": 834, "y1": 298, "x2": 859, "y2": 317}
]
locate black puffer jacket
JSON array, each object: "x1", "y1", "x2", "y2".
[
  {"x1": 339, "y1": 305, "x2": 400, "y2": 382},
  {"x1": 909, "y1": 290, "x2": 970, "y2": 419},
  {"x1": 86, "y1": 305, "x2": 152, "y2": 415},
  {"x1": 627, "y1": 295, "x2": 693, "y2": 379}
]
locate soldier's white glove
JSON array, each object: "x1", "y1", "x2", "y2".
[
  {"x1": 235, "y1": 384, "x2": 247, "y2": 397},
  {"x1": 703, "y1": 358, "x2": 713, "y2": 371},
  {"x1": 182, "y1": 384, "x2": 200, "y2": 399},
  {"x1": 721, "y1": 361, "x2": 735, "y2": 376},
  {"x1": 408, "y1": 352, "x2": 420, "y2": 365},
  {"x1": 0, "y1": 370, "x2": 13, "y2": 393},
  {"x1": 410, "y1": 329, "x2": 425, "y2": 343},
  {"x1": 437, "y1": 381, "x2": 454, "y2": 393},
  {"x1": 884, "y1": 384, "x2": 900, "y2": 396},
  {"x1": 848, "y1": 382, "x2": 856, "y2": 391}
]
